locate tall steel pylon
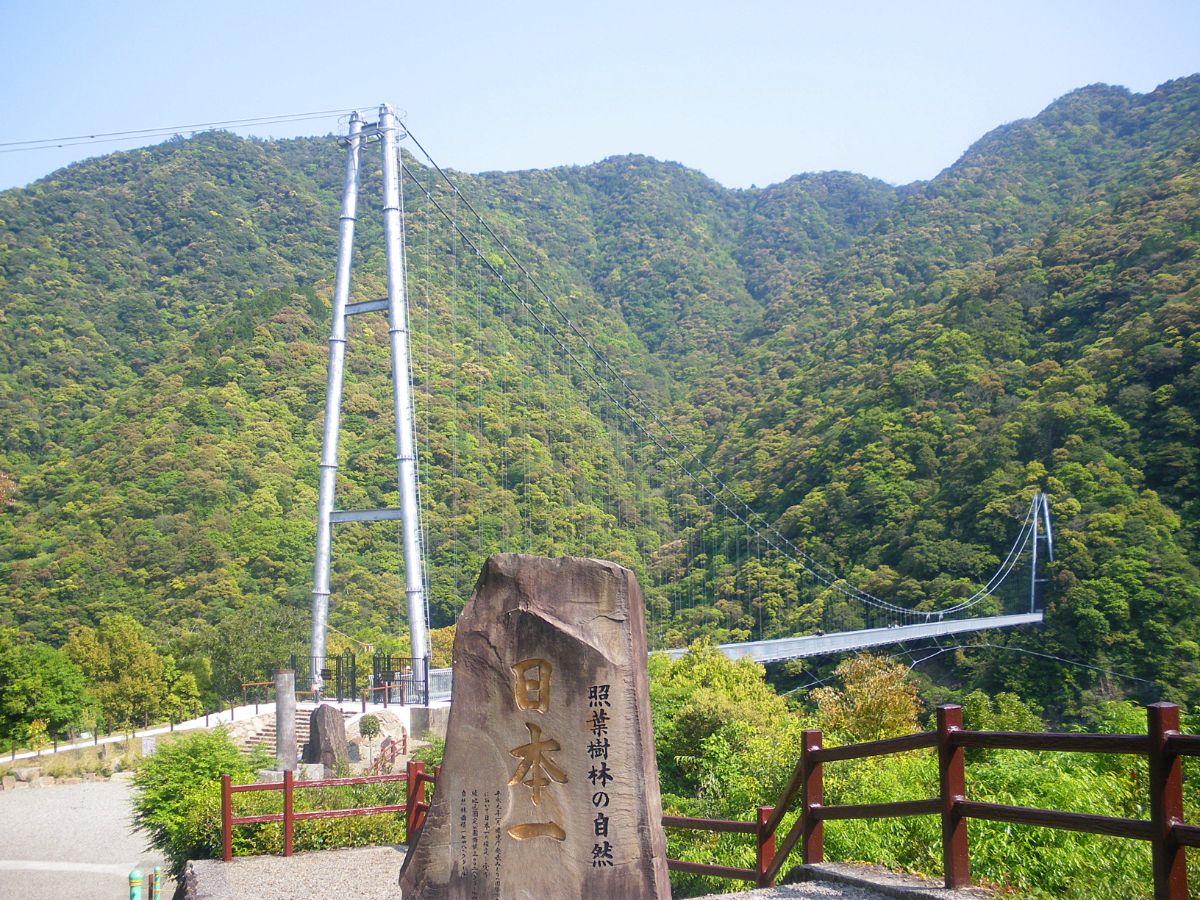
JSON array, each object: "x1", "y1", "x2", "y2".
[{"x1": 309, "y1": 104, "x2": 429, "y2": 694}]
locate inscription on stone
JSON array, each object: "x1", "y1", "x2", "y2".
[{"x1": 397, "y1": 554, "x2": 671, "y2": 899}]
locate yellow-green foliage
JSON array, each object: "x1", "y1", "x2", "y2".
[{"x1": 653, "y1": 649, "x2": 1192, "y2": 898}]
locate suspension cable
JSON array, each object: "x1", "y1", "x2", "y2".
[{"x1": 399, "y1": 134, "x2": 1045, "y2": 622}]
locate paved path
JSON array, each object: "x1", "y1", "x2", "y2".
[
  {"x1": 5, "y1": 699, "x2": 385, "y2": 764},
  {"x1": 0, "y1": 776, "x2": 170, "y2": 899}
]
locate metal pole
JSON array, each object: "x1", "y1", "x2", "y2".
[
  {"x1": 310, "y1": 111, "x2": 364, "y2": 694},
  {"x1": 1029, "y1": 493, "x2": 1040, "y2": 613},
  {"x1": 379, "y1": 103, "x2": 430, "y2": 665}
]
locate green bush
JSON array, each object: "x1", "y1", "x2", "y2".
[
  {"x1": 132, "y1": 728, "x2": 267, "y2": 873},
  {"x1": 132, "y1": 727, "x2": 409, "y2": 873}
]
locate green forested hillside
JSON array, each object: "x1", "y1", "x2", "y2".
[{"x1": 1, "y1": 76, "x2": 1198, "y2": 720}]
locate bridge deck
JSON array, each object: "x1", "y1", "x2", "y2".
[
  {"x1": 426, "y1": 613, "x2": 1044, "y2": 700},
  {"x1": 662, "y1": 612, "x2": 1045, "y2": 664}
]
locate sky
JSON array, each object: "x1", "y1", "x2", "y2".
[{"x1": 1, "y1": 0, "x2": 1198, "y2": 192}]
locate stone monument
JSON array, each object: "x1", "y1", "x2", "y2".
[
  {"x1": 303, "y1": 703, "x2": 347, "y2": 771},
  {"x1": 398, "y1": 554, "x2": 671, "y2": 899}
]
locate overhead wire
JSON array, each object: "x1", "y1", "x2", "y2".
[{"x1": 0, "y1": 108, "x2": 367, "y2": 154}]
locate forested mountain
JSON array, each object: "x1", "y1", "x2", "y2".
[{"x1": 1, "y1": 76, "x2": 1198, "y2": 720}]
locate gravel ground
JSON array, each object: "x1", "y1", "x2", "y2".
[
  {"x1": 187, "y1": 847, "x2": 896, "y2": 899},
  {"x1": 701, "y1": 882, "x2": 889, "y2": 899},
  {"x1": 0, "y1": 775, "x2": 171, "y2": 900},
  {"x1": 188, "y1": 846, "x2": 407, "y2": 899}
]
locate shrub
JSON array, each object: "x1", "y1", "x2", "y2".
[{"x1": 132, "y1": 727, "x2": 267, "y2": 873}]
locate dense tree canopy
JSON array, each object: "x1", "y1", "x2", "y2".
[{"x1": 0, "y1": 75, "x2": 1198, "y2": 726}]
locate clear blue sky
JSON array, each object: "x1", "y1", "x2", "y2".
[{"x1": 2, "y1": 0, "x2": 1198, "y2": 192}]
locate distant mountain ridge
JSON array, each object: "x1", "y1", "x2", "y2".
[{"x1": 1, "y1": 75, "x2": 1197, "y2": 715}]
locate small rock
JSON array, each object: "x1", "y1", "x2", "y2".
[
  {"x1": 31, "y1": 775, "x2": 56, "y2": 788},
  {"x1": 59, "y1": 776, "x2": 83, "y2": 785},
  {"x1": 298, "y1": 763, "x2": 324, "y2": 781},
  {"x1": 1, "y1": 775, "x2": 16, "y2": 790}
]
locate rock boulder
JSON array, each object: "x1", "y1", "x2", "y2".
[
  {"x1": 398, "y1": 554, "x2": 671, "y2": 899},
  {"x1": 302, "y1": 704, "x2": 348, "y2": 771}
]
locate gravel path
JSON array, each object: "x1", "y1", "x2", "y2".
[
  {"x1": 187, "y1": 847, "x2": 897, "y2": 899},
  {"x1": 0, "y1": 775, "x2": 171, "y2": 899},
  {"x1": 188, "y1": 846, "x2": 407, "y2": 899},
  {"x1": 701, "y1": 883, "x2": 889, "y2": 899}
]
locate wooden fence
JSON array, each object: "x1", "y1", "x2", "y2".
[
  {"x1": 222, "y1": 702, "x2": 1197, "y2": 898},
  {"x1": 747, "y1": 702, "x2": 1190, "y2": 898},
  {"x1": 220, "y1": 759, "x2": 436, "y2": 861}
]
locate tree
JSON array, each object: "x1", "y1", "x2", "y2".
[
  {"x1": 810, "y1": 653, "x2": 921, "y2": 742},
  {"x1": 206, "y1": 604, "x2": 308, "y2": 700},
  {"x1": 64, "y1": 614, "x2": 195, "y2": 728},
  {"x1": 359, "y1": 713, "x2": 380, "y2": 767},
  {"x1": 0, "y1": 628, "x2": 86, "y2": 747},
  {"x1": 648, "y1": 642, "x2": 796, "y2": 795}
]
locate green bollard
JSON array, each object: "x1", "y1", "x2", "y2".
[
  {"x1": 129, "y1": 868, "x2": 143, "y2": 900},
  {"x1": 152, "y1": 866, "x2": 163, "y2": 899}
]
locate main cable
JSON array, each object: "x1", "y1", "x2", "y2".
[{"x1": 399, "y1": 129, "x2": 1044, "y2": 622}]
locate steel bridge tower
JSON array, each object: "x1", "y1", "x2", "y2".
[{"x1": 309, "y1": 104, "x2": 429, "y2": 694}]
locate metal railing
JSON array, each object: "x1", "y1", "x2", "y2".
[
  {"x1": 371, "y1": 655, "x2": 430, "y2": 706},
  {"x1": 220, "y1": 759, "x2": 438, "y2": 861}
]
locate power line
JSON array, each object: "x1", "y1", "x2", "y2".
[{"x1": 0, "y1": 108, "x2": 367, "y2": 155}]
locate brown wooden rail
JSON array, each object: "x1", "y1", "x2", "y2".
[
  {"x1": 662, "y1": 806, "x2": 776, "y2": 887},
  {"x1": 737, "y1": 701, "x2": 1191, "y2": 899},
  {"x1": 221, "y1": 760, "x2": 435, "y2": 861}
]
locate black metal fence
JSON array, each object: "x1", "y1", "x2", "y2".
[
  {"x1": 282, "y1": 651, "x2": 428, "y2": 705},
  {"x1": 287, "y1": 650, "x2": 359, "y2": 703},
  {"x1": 371, "y1": 655, "x2": 430, "y2": 706}
]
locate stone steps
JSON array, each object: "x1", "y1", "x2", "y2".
[{"x1": 237, "y1": 708, "x2": 353, "y2": 754}]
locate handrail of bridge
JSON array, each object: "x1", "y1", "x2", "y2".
[
  {"x1": 220, "y1": 760, "x2": 438, "y2": 861},
  {"x1": 748, "y1": 702, "x2": 1191, "y2": 898}
]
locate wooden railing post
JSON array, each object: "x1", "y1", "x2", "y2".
[
  {"x1": 937, "y1": 705, "x2": 969, "y2": 888},
  {"x1": 756, "y1": 805, "x2": 776, "y2": 887},
  {"x1": 406, "y1": 759, "x2": 424, "y2": 837},
  {"x1": 1149, "y1": 702, "x2": 1186, "y2": 900},
  {"x1": 221, "y1": 774, "x2": 233, "y2": 862},
  {"x1": 283, "y1": 768, "x2": 294, "y2": 857},
  {"x1": 802, "y1": 728, "x2": 824, "y2": 864}
]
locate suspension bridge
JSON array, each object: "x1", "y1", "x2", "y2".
[{"x1": 305, "y1": 106, "x2": 1052, "y2": 691}]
